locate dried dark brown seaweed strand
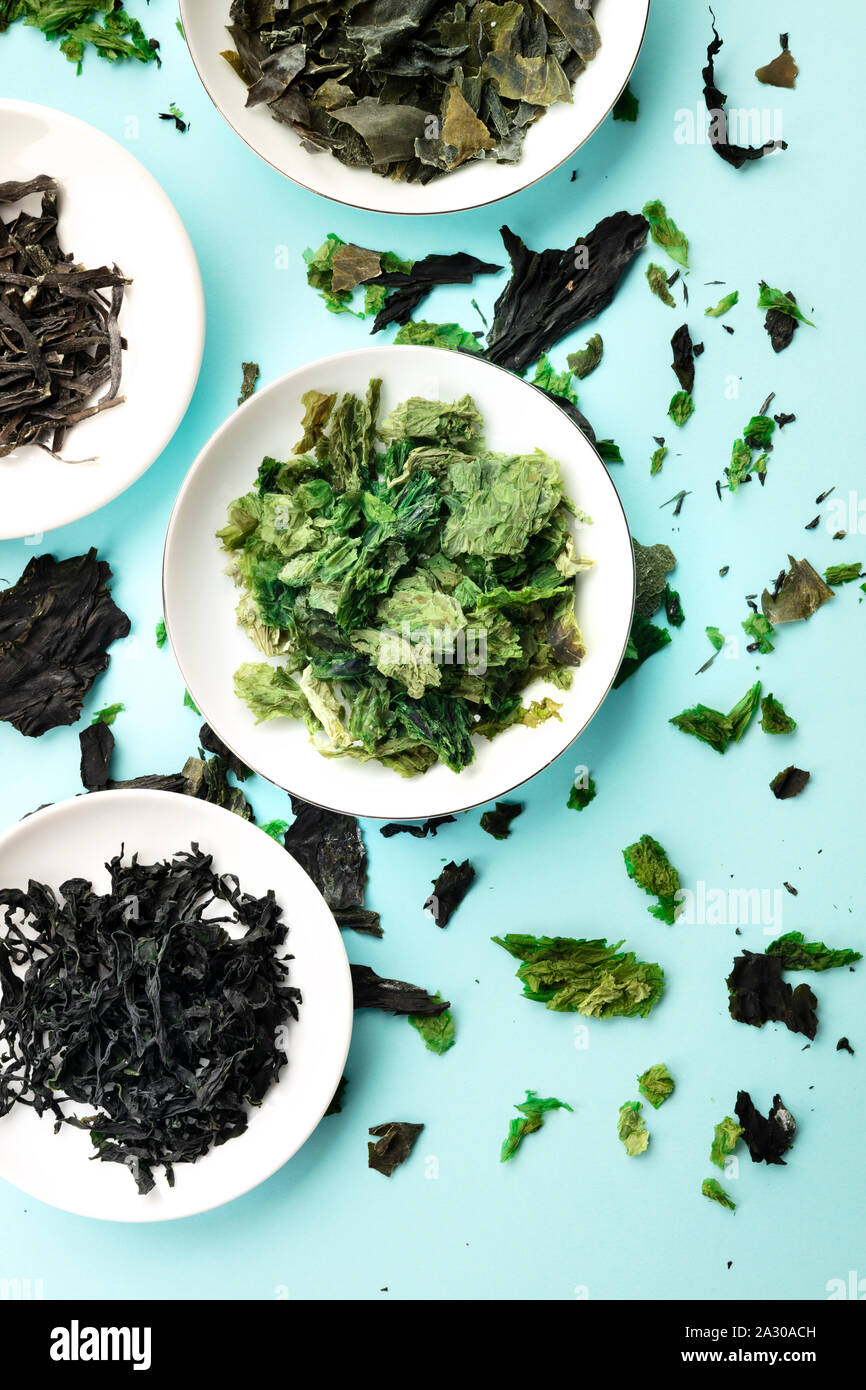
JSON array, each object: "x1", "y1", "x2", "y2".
[
  {"x1": 0, "y1": 178, "x2": 129, "y2": 457},
  {"x1": 703, "y1": 13, "x2": 788, "y2": 167}
]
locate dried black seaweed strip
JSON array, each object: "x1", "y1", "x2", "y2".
[
  {"x1": 703, "y1": 15, "x2": 788, "y2": 168},
  {"x1": 424, "y1": 859, "x2": 475, "y2": 927},
  {"x1": 0, "y1": 845, "x2": 300, "y2": 1194},
  {"x1": 671, "y1": 324, "x2": 696, "y2": 393},
  {"x1": 369, "y1": 253, "x2": 502, "y2": 333},
  {"x1": 380, "y1": 816, "x2": 456, "y2": 839},
  {"x1": 485, "y1": 213, "x2": 649, "y2": 373},
  {"x1": 79, "y1": 721, "x2": 114, "y2": 792},
  {"x1": 735, "y1": 1091, "x2": 796, "y2": 1165},
  {"x1": 333, "y1": 908, "x2": 383, "y2": 938},
  {"x1": 0, "y1": 179, "x2": 129, "y2": 456},
  {"x1": 283, "y1": 795, "x2": 366, "y2": 911},
  {"x1": 351, "y1": 964, "x2": 448, "y2": 1016},
  {"x1": 0, "y1": 550, "x2": 130, "y2": 738}
]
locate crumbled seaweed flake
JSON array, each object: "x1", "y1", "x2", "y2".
[
  {"x1": 637, "y1": 1063, "x2": 674, "y2": 1109},
  {"x1": 567, "y1": 775, "x2": 596, "y2": 812},
  {"x1": 669, "y1": 391, "x2": 694, "y2": 427},
  {"x1": 647, "y1": 263, "x2": 676, "y2": 308},
  {"x1": 837, "y1": 1038, "x2": 855, "y2": 1056},
  {"x1": 493, "y1": 934, "x2": 665, "y2": 1018},
  {"x1": 238, "y1": 361, "x2": 260, "y2": 406},
  {"x1": 735, "y1": 1091, "x2": 796, "y2": 1165},
  {"x1": 727, "y1": 951, "x2": 817, "y2": 1039},
  {"x1": 710, "y1": 1116, "x2": 743, "y2": 1168},
  {"x1": 368, "y1": 1122, "x2": 424, "y2": 1177},
  {"x1": 622, "y1": 835, "x2": 681, "y2": 924},
  {"x1": 670, "y1": 681, "x2": 761, "y2": 754},
  {"x1": 612, "y1": 83, "x2": 639, "y2": 122},
  {"x1": 825, "y1": 563, "x2": 862, "y2": 586},
  {"x1": 651, "y1": 445, "x2": 668, "y2": 475},
  {"x1": 325, "y1": 1076, "x2": 348, "y2": 1116},
  {"x1": 155, "y1": 618, "x2": 167, "y2": 649},
  {"x1": 500, "y1": 1090, "x2": 572, "y2": 1162},
  {"x1": 705, "y1": 291, "x2": 739, "y2": 317},
  {"x1": 642, "y1": 200, "x2": 689, "y2": 267},
  {"x1": 663, "y1": 584, "x2": 685, "y2": 627},
  {"x1": 762, "y1": 556, "x2": 833, "y2": 624},
  {"x1": 408, "y1": 995, "x2": 455, "y2": 1055},
  {"x1": 770, "y1": 765, "x2": 810, "y2": 800},
  {"x1": 702, "y1": 1177, "x2": 736, "y2": 1210},
  {"x1": 618, "y1": 1101, "x2": 649, "y2": 1156},
  {"x1": 424, "y1": 860, "x2": 475, "y2": 927},
  {"x1": 761, "y1": 693, "x2": 796, "y2": 734},
  {"x1": 480, "y1": 802, "x2": 523, "y2": 841},
  {"x1": 765, "y1": 932, "x2": 862, "y2": 972}
]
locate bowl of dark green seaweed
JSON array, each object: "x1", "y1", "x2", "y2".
[
  {"x1": 0, "y1": 790, "x2": 352, "y2": 1221},
  {"x1": 0, "y1": 100, "x2": 204, "y2": 539},
  {"x1": 163, "y1": 345, "x2": 635, "y2": 820},
  {"x1": 180, "y1": 0, "x2": 651, "y2": 215}
]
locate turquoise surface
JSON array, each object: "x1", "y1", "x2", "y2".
[{"x1": 1, "y1": 0, "x2": 863, "y2": 1301}]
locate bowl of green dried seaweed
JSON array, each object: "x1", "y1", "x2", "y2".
[
  {"x1": 163, "y1": 345, "x2": 634, "y2": 820},
  {"x1": 0, "y1": 790, "x2": 352, "y2": 1222},
  {"x1": 179, "y1": 0, "x2": 650, "y2": 215},
  {"x1": 0, "y1": 100, "x2": 204, "y2": 540}
]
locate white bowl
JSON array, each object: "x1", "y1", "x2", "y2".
[
  {"x1": 179, "y1": 0, "x2": 651, "y2": 216},
  {"x1": 163, "y1": 344, "x2": 635, "y2": 821},
  {"x1": 0, "y1": 100, "x2": 205, "y2": 540},
  {"x1": 0, "y1": 791, "x2": 352, "y2": 1222}
]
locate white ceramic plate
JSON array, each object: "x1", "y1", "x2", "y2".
[
  {"x1": 0, "y1": 791, "x2": 352, "y2": 1222},
  {"x1": 0, "y1": 101, "x2": 205, "y2": 540},
  {"x1": 163, "y1": 345, "x2": 635, "y2": 821},
  {"x1": 180, "y1": 0, "x2": 651, "y2": 216}
]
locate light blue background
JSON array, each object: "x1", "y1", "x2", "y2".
[{"x1": 0, "y1": 0, "x2": 863, "y2": 1301}]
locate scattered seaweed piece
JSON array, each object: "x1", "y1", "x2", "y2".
[
  {"x1": 493, "y1": 934, "x2": 665, "y2": 1018},
  {"x1": 351, "y1": 965, "x2": 449, "y2": 1016},
  {"x1": 702, "y1": 1178, "x2": 736, "y2": 1210},
  {"x1": 238, "y1": 361, "x2": 260, "y2": 406},
  {"x1": 283, "y1": 797, "x2": 366, "y2": 911},
  {"x1": 710, "y1": 1116, "x2": 743, "y2": 1168},
  {"x1": 618, "y1": 1101, "x2": 649, "y2": 1155},
  {"x1": 0, "y1": 846, "x2": 300, "y2": 1194},
  {"x1": 622, "y1": 835, "x2": 681, "y2": 924},
  {"x1": 702, "y1": 16, "x2": 787, "y2": 166},
  {"x1": 765, "y1": 932, "x2": 862, "y2": 972},
  {"x1": 368, "y1": 1122, "x2": 423, "y2": 1177},
  {"x1": 158, "y1": 104, "x2": 188, "y2": 133},
  {"x1": 480, "y1": 802, "x2": 523, "y2": 840},
  {"x1": 79, "y1": 721, "x2": 114, "y2": 792},
  {"x1": 0, "y1": 550, "x2": 130, "y2": 738},
  {"x1": 756, "y1": 44, "x2": 798, "y2": 89},
  {"x1": 484, "y1": 213, "x2": 649, "y2": 373},
  {"x1": 837, "y1": 1038, "x2": 855, "y2": 1056},
  {"x1": 408, "y1": 995, "x2": 455, "y2": 1055},
  {"x1": 424, "y1": 860, "x2": 475, "y2": 927},
  {"x1": 670, "y1": 681, "x2": 761, "y2": 754},
  {"x1": 501, "y1": 1090, "x2": 572, "y2": 1162},
  {"x1": 637, "y1": 1063, "x2": 674, "y2": 1109},
  {"x1": 705, "y1": 291, "x2": 738, "y2": 317},
  {"x1": 0, "y1": 178, "x2": 129, "y2": 456},
  {"x1": 380, "y1": 816, "x2": 456, "y2": 839},
  {"x1": 567, "y1": 334, "x2": 603, "y2": 380},
  {"x1": 735, "y1": 1091, "x2": 796, "y2": 1165},
  {"x1": 155, "y1": 618, "x2": 167, "y2": 649},
  {"x1": 727, "y1": 951, "x2": 817, "y2": 1039},
  {"x1": 0, "y1": 3, "x2": 158, "y2": 71},
  {"x1": 642, "y1": 199, "x2": 689, "y2": 267},
  {"x1": 670, "y1": 324, "x2": 696, "y2": 392},
  {"x1": 663, "y1": 584, "x2": 684, "y2": 627},
  {"x1": 762, "y1": 556, "x2": 833, "y2": 624},
  {"x1": 332, "y1": 908, "x2": 383, "y2": 938},
  {"x1": 567, "y1": 774, "x2": 596, "y2": 812},
  {"x1": 647, "y1": 263, "x2": 676, "y2": 307},
  {"x1": 825, "y1": 562, "x2": 863, "y2": 586},
  {"x1": 770, "y1": 766, "x2": 810, "y2": 800},
  {"x1": 612, "y1": 83, "x2": 639, "y2": 122},
  {"x1": 369, "y1": 253, "x2": 502, "y2": 333},
  {"x1": 651, "y1": 444, "x2": 668, "y2": 476},
  {"x1": 761, "y1": 693, "x2": 796, "y2": 734},
  {"x1": 669, "y1": 391, "x2": 694, "y2": 427},
  {"x1": 91, "y1": 702, "x2": 124, "y2": 726},
  {"x1": 325, "y1": 1075, "x2": 348, "y2": 1116}
]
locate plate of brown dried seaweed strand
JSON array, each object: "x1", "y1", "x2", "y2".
[
  {"x1": 0, "y1": 100, "x2": 204, "y2": 540},
  {"x1": 0, "y1": 790, "x2": 352, "y2": 1222},
  {"x1": 180, "y1": 0, "x2": 651, "y2": 216}
]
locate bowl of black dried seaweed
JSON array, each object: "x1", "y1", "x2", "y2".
[
  {"x1": 0, "y1": 790, "x2": 352, "y2": 1221},
  {"x1": 0, "y1": 101, "x2": 204, "y2": 540},
  {"x1": 163, "y1": 344, "x2": 635, "y2": 821},
  {"x1": 180, "y1": 0, "x2": 650, "y2": 215}
]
